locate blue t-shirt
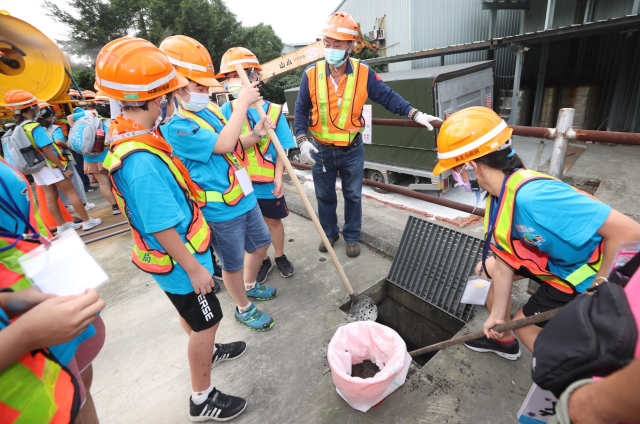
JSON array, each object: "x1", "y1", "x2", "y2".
[
  {"x1": 51, "y1": 127, "x2": 65, "y2": 143},
  {"x1": 0, "y1": 160, "x2": 30, "y2": 234},
  {"x1": 495, "y1": 179, "x2": 611, "y2": 292},
  {"x1": 111, "y1": 150, "x2": 212, "y2": 294},
  {"x1": 220, "y1": 101, "x2": 296, "y2": 199},
  {"x1": 0, "y1": 159, "x2": 95, "y2": 365},
  {"x1": 161, "y1": 107, "x2": 257, "y2": 223}
]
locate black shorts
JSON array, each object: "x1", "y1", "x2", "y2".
[
  {"x1": 258, "y1": 197, "x2": 289, "y2": 220},
  {"x1": 522, "y1": 282, "x2": 577, "y2": 327},
  {"x1": 164, "y1": 290, "x2": 223, "y2": 332}
]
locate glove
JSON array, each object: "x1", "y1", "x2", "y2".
[
  {"x1": 297, "y1": 135, "x2": 318, "y2": 165},
  {"x1": 548, "y1": 378, "x2": 595, "y2": 424},
  {"x1": 412, "y1": 111, "x2": 439, "y2": 131}
]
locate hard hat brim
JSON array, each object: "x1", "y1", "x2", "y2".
[{"x1": 189, "y1": 75, "x2": 222, "y2": 88}]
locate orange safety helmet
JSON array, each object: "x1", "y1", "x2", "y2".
[
  {"x1": 94, "y1": 37, "x2": 188, "y2": 102},
  {"x1": 215, "y1": 47, "x2": 261, "y2": 79},
  {"x1": 433, "y1": 106, "x2": 513, "y2": 176},
  {"x1": 3, "y1": 89, "x2": 38, "y2": 111},
  {"x1": 323, "y1": 12, "x2": 359, "y2": 41},
  {"x1": 159, "y1": 35, "x2": 221, "y2": 88},
  {"x1": 95, "y1": 89, "x2": 110, "y2": 101}
]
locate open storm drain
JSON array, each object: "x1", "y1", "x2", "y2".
[{"x1": 341, "y1": 217, "x2": 484, "y2": 366}]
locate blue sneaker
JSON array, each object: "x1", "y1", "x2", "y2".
[
  {"x1": 246, "y1": 283, "x2": 277, "y2": 300},
  {"x1": 235, "y1": 304, "x2": 274, "y2": 331}
]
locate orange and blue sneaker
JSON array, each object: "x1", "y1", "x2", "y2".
[{"x1": 234, "y1": 303, "x2": 274, "y2": 331}]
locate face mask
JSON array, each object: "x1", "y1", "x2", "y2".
[
  {"x1": 180, "y1": 91, "x2": 210, "y2": 112},
  {"x1": 452, "y1": 164, "x2": 477, "y2": 193},
  {"x1": 225, "y1": 78, "x2": 243, "y2": 99},
  {"x1": 325, "y1": 48, "x2": 348, "y2": 67}
]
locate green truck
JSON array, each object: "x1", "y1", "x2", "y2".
[{"x1": 284, "y1": 60, "x2": 494, "y2": 192}]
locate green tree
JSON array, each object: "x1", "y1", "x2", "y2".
[
  {"x1": 44, "y1": 0, "x2": 142, "y2": 60},
  {"x1": 69, "y1": 65, "x2": 96, "y2": 91},
  {"x1": 47, "y1": 0, "x2": 290, "y2": 101}
]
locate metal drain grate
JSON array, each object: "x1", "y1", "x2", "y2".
[{"x1": 387, "y1": 216, "x2": 485, "y2": 323}]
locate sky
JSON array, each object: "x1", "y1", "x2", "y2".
[{"x1": 0, "y1": 0, "x2": 343, "y2": 47}]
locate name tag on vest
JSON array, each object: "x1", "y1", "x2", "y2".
[{"x1": 235, "y1": 168, "x2": 254, "y2": 196}]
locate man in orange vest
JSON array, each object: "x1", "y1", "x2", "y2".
[
  {"x1": 294, "y1": 11, "x2": 438, "y2": 258},
  {"x1": 97, "y1": 37, "x2": 247, "y2": 421},
  {"x1": 432, "y1": 106, "x2": 640, "y2": 360}
]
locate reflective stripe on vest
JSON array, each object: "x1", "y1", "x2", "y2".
[
  {"x1": 104, "y1": 141, "x2": 211, "y2": 274},
  {"x1": 231, "y1": 100, "x2": 282, "y2": 183},
  {"x1": 177, "y1": 105, "x2": 246, "y2": 206},
  {"x1": 22, "y1": 122, "x2": 67, "y2": 169},
  {"x1": 483, "y1": 169, "x2": 604, "y2": 293},
  {"x1": 0, "y1": 349, "x2": 80, "y2": 424},
  {"x1": 310, "y1": 59, "x2": 362, "y2": 145}
]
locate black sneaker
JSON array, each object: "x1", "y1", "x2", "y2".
[
  {"x1": 464, "y1": 336, "x2": 521, "y2": 361},
  {"x1": 212, "y1": 341, "x2": 247, "y2": 367},
  {"x1": 275, "y1": 255, "x2": 294, "y2": 278},
  {"x1": 256, "y1": 257, "x2": 273, "y2": 284},
  {"x1": 112, "y1": 204, "x2": 121, "y2": 215},
  {"x1": 319, "y1": 234, "x2": 339, "y2": 253},
  {"x1": 189, "y1": 388, "x2": 247, "y2": 422}
]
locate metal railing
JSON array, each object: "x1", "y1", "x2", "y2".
[{"x1": 286, "y1": 107, "x2": 640, "y2": 215}]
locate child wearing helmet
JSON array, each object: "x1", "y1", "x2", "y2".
[
  {"x1": 97, "y1": 36, "x2": 247, "y2": 421},
  {"x1": 159, "y1": 35, "x2": 278, "y2": 333},
  {"x1": 433, "y1": 106, "x2": 640, "y2": 359},
  {"x1": 2, "y1": 89, "x2": 102, "y2": 233},
  {"x1": 218, "y1": 47, "x2": 297, "y2": 283}
]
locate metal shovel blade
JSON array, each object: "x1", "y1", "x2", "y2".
[{"x1": 348, "y1": 294, "x2": 378, "y2": 321}]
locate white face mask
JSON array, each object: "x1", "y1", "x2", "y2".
[
  {"x1": 180, "y1": 91, "x2": 210, "y2": 112},
  {"x1": 226, "y1": 78, "x2": 243, "y2": 99}
]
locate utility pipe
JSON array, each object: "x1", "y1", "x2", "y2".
[
  {"x1": 285, "y1": 116, "x2": 640, "y2": 145},
  {"x1": 290, "y1": 161, "x2": 485, "y2": 217}
]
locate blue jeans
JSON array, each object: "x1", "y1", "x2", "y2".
[
  {"x1": 209, "y1": 204, "x2": 272, "y2": 272},
  {"x1": 311, "y1": 139, "x2": 364, "y2": 243}
]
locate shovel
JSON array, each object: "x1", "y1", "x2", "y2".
[
  {"x1": 234, "y1": 65, "x2": 378, "y2": 321},
  {"x1": 408, "y1": 307, "x2": 560, "y2": 357}
]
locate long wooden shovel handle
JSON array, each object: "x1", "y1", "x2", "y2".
[
  {"x1": 234, "y1": 65, "x2": 355, "y2": 295},
  {"x1": 408, "y1": 307, "x2": 560, "y2": 357}
]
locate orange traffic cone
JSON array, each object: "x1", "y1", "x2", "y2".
[{"x1": 34, "y1": 184, "x2": 74, "y2": 230}]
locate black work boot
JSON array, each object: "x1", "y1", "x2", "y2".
[
  {"x1": 319, "y1": 234, "x2": 339, "y2": 252},
  {"x1": 346, "y1": 242, "x2": 360, "y2": 258}
]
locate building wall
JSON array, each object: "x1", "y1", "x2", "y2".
[{"x1": 337, "y1": 0, "x2": 413, "y2": 72}]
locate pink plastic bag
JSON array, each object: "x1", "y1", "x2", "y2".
[{"x1": 327, "y1": 321, "x2": 411, "y2": 412}]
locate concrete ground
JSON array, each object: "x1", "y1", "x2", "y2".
[
  {"x1": 82, "y1": 172, "x2": 531, "y2": 424},
  {"x1": 79, "y1": 134, "x2": 640, "y2": 423}
]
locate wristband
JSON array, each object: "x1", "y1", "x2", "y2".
[{"x1": 593, "y1": 276, "x2": 608, "y2": 286}]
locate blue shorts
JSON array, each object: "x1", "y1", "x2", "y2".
[{"x1": 209, "y1": 204, "x2": 272, "y2": 272}]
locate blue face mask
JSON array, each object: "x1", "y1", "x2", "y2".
[{"x1": 325, "y1": 48, "x2": 348, "y2": 67}]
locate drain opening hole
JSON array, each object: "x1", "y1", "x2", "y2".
[{"x1": 340, "y1": 282, "x2": 464, "y2": 367}]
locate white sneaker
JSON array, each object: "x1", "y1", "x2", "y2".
[
  {"x1": 82, "y1": 217, "x2": 102, "y2": 231},
  {"x1": 84, "y1": 202, "x2": 96, "y2": 211},
  {"x1": 57, "y1": 221, "x2": 81, "y2": 233}
]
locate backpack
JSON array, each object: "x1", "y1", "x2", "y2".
[
  {"x1": 531, "y1": 281, "x2": 638, "y2": 397},
  {"x1": 68, "y1": 114, "x2": 106, "y2": 157},
  {"x1": 1, "y1": 121, "x2": 46, "y2": 175}
]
